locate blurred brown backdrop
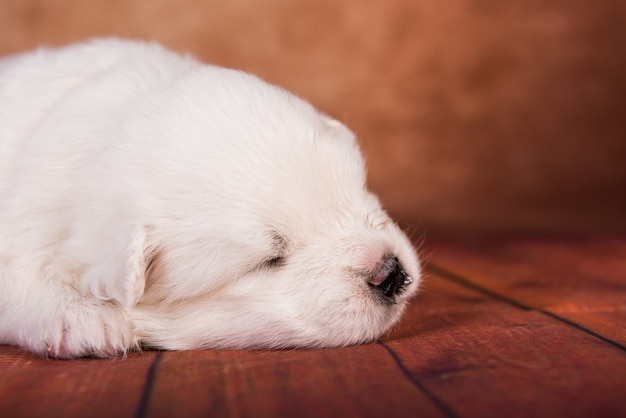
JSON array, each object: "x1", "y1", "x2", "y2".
[{"x1": 1, "y1": 0, "x2": 625, "y2": 234}]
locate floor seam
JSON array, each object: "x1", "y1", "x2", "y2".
[
  {"x1": 378, "y1": 341, "x2": 459, "y2": 418},
  {"x1": 135, "y1": 350, "x2": 164, "y2": 418}
]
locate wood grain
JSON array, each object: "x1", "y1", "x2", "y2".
[
  {"x1": 428, "y1": 237, "x2": 626, "y2": 346},
  {"x1": 0, "y1": 347, "x2": 157, "y2": 418},
  {"x1": 141, "y1": 345, "x2": 447, "y2": 418},
  {"x1": 384, "y1": 271, "x2": 626, "y2": 418}
]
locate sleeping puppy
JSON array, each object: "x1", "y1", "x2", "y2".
[{"x1": 0, "y1": 39, "x2": 420, "y2": 358}]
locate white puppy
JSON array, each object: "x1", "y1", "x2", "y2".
[{"x1": 0, "y1": 39, "x2": 420, "y2": 358}]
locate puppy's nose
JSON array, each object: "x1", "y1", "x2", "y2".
[{"x1": 368, "y1": 256, "x2": 413, "y2": 300}]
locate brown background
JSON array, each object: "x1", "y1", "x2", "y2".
[{"x1": 1, "y1": 0, "x2": 624, "y2": 234}]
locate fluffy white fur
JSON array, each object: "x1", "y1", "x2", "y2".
[{"x1": 0, "y1": 39, "x2": 420, "y2": 358}]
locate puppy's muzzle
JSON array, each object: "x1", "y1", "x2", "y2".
[{"x1": 368, "y1": 256, "x2": 413, "y2": 302}]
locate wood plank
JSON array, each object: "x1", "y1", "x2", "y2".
[
  {"x1": 427, "y1": 237, "x2": 626, "y2": 345},
  {"x1": 142, "y1": 344, "x2": 449, "y2": 418},
  {"x1": 383, "y1": 270, "x2": 626, "y2": 418},
  {"x1": 0, "y1": 346, "x2": 156, "y2": 418}
]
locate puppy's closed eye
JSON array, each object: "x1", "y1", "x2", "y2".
[
  {"x1": 260, "y1": 231, "x2": 288, "y2": 269},
  {"x1": 262, "y1": 255, "x2": 286, "y2": 269}
]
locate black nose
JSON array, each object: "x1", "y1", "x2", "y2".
[{"x1": 368, "y1": 256, "x2": 413, "y2": 300}]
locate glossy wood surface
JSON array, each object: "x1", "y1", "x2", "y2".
[{"x1": 2, "y1": 237, "x2": 625, "y2": 417}]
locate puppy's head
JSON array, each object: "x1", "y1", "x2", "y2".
[{"x1": 126, "y1": 69, "x2": 420, "y2": 350}]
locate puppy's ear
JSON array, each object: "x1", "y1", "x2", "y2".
[
  {"x1": 318, "y1": 115, "x2": 360, "y2": 147},
  {"x1": 320, "y1": 115, "x2": 350, "y2": 135},
  {"x1": 79, "y1": 225, "x2": 147, "y2": 309}
]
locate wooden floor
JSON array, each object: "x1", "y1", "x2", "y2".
[{"x1": 1, "y1": 236, "x2": 625, "y2": 418}]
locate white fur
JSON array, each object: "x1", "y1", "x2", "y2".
[{"x1": 0, "y1": 39, "x2": 420, "y2": 358}]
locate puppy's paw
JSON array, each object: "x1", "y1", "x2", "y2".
[
  {"x1": 29, "y1": 300, "x2": 138, "y2": 359},
  {"x1": 78, "y1": 224, "x2": 148, "y2": 309}
]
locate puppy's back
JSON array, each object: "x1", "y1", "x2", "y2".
[{"x1": 0, "y1": 39, "x2": 195, "y2": 184}]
